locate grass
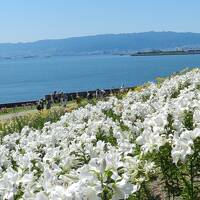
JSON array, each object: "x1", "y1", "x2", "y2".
[
  {"x1": 0, "y1": 88, "x2": 137, "y2": 140},
  {"x1": 0, "y1": 108, "x2": 65, "y2": 140},
  {"x1": 0, "y1": 90, "x2": 138, "y2": 139},
  {"x1": 0, "y1": 105, "x2": 36, "y2": 116},
  {"x1": 0, "y1": 98, "x2": 91, "y2": 116},
  {"x1": 0, "y1": 97, "x2": 94, "y2": 140}
]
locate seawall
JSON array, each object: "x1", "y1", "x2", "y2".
[{"x1": 0, "y1": 87, "x2": 133, "y2": 109}]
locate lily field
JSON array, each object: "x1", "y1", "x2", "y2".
[{"x1": 1, "y1": 69, "x2": 200, "y2": 199}]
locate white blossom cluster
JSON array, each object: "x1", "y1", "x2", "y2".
[{"x1": 1, "y1": 69, "x2": 200, "y2": 199}]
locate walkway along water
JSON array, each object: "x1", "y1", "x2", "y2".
[{"x1": 0, "y1": 86, "x2": 132, "y2": 109}]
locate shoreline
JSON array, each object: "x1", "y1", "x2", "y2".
[
  {"x1": 115, "y1": 50, "x2": 200, "y2": 57},
  {"x1": 0, "y1": 86, "x2": 132, "y2": 109}
]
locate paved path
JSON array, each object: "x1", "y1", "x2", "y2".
[
  {"x1": 0, "y1": 102, "x2": 77, "y2": 122},
  {"x1": 0, "y1": 109, "x2": 37, "y2": 121}
]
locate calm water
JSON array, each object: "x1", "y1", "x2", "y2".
[{"x1": 0, "y1": 54, "x2": 200, "y2": 103}]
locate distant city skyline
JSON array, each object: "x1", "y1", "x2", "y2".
[{"x1": 0, "y1": 0, "x2": 199, "y2": 43}]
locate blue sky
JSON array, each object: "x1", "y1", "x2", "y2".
[{"x1": 0, "y1": 0, "x2": 199, "y2": 43}]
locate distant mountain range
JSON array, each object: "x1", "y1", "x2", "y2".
[{"x1": 1, "y1": 31, "x2": 200, "y2": 58}]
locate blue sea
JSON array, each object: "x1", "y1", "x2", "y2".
[{"x1": 0, "y1": 54, "x2": 200, "y2": 103}]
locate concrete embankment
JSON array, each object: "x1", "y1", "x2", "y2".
[{"x1": 0, "y1": 87, "x2": 132, "y2": 109}]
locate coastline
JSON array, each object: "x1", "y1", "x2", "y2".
[
  {"x1": 0, "y1": 86, "x2": 133, "y2": 109},
  {"x1": 115, "y1": 50, "x2": 200, "y2": 57}
]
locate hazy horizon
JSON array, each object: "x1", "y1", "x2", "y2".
[
  {"x1": 2, "y1": 31, "x2": 200, "y2": 45},
  {"x1": 0, "y1": 0, "x2": 199, "y2": 43}
]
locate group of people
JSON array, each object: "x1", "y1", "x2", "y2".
[
  {"x1": 36, "y1": 86, "x2": 125, "y2": 111},
  {"x1": 36, "y1": 91, "x2": 68, "y2": 111},
  {"x1": 36, "y1": 99, "x2": 49, "y2": 111}
]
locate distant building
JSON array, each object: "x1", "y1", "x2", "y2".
[{"x1": 176, "y1": 47, "x2": 184, "y2": 51}]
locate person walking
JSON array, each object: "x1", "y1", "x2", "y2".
[
  {"x1": 62, "y1": 94, "x2": 68, "y2": 107},
  {"x1": 87, "y1": 91, "x2": 91, "y2": 99},
  {"x1": 36, "y1": 99, "x2": 44, "y2": 111},
  {"x1": 96, "y1": 89, "x2": 99, "y2": 99},
  {"x1": 60, "y1": 92, "x2": 64, "y2": 105},
  {"x1": 36, "y1": 101, "x2": 41, "y2": 111},
  {"x1": 76, "y1": 93, "x2": 81, "y2": 104},
  {"x1": 100, "y1": 89, "x2": 106, "y2": 99},
  {"x1": 46, "y1": 99, "x2": 52, "y2": 110}
]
